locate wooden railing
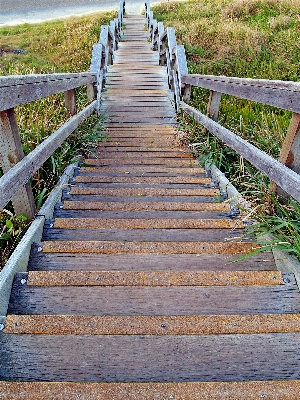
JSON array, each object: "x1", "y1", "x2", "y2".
[
  {"x1": 0, "y1": 0, "x2": 125, "y2": 220},
  {"x1": 145, "y1": 0, "x2": 300, "y2": 203}
]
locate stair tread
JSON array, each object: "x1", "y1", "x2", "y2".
[
  {"x1": 28, "y1": 250, "x2": 276, "y2": 271},
  {"x1": 7, "y1": 273, "x2": 298, "y2": 315},
  {"x1": 1, "y1": 381, "x2": 300, "y2": 400},
  {"x1": 1, "y1": 332, "x2": 300, "y2": 382}
]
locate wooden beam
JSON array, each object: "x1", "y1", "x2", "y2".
[
  {"x1": 270, "y1": 112, "x2": 300, "y2": 194},
  {"x1": 181, "y1": 102, "x2": 300, "y2": 202},
  {"x1": 207, "y1": 91, "x2": 222, "y2": 121},
  {"x1": 181, "y1": 74, "x2": 300, "y2": 113},
  {"x1": 64, "y1": 89, "x2": 77, "y2": 116},
  {"x1": 0, "y1": 109, "x2": 35, "y2": 219},
  {"x1": 0, "y1": 73, "x2": 96, "y2": 111}
]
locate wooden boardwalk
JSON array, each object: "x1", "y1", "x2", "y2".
[{"x1": 1, "y1": 15, "x2": 300, "y2": 399}]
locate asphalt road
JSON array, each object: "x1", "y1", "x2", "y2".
[{"x1": 0, "y1": 0, "x2": 149, "y2": 26}]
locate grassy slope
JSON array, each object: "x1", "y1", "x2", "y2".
[
  {"x1": 0, "y1": 11, "x2": 116, "y2": 266},
  {"x1": 152, "y1": 0, "x2": 300, "y2": 259}
]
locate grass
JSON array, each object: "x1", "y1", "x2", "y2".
[
  {"x1": 152, "y1": 0, "x2": 300, "y2": 260},
  {"x1": 0, "y1": 11, "x2": 116, "y2": 267}
]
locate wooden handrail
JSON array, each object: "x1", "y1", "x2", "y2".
[
  {"x1": 182, "y1": 102, "x2": 300, "y2": 203},
  {"x1": 0, "y1": 0, "x2": 125, "y2": 219},
  {"x1": 0, "y1": 73, "x2": 96, "y2": 111},
  {"x1": 0, "y1": 102, "x2": 97, "y2": 212},
  {"x1": 181, "y1": 74, "x2": 300, "y2": 114},
  {"x1": 146, "y1": 1, "x2": 300, "y2": 202}
]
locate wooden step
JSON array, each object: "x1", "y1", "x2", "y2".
[
  {"x1": 92, "y1": 151, "x2": 193, "y2": 159},
  {"x1": 1, "y1": 332, "x2": 300, "y2": 382},
  {"x1": 75, "y1": 176, "x2": 212, "y2": 184},
  {"x1": 62, "y1": 201, "x2": 230, "y2": 211},
  {"x1": 5, "y1": 312, "x2": 300, "y2": 335},
  {"x1": 25, "y1": 270, "x2": 283, "y2": 286},
  {"x1": 53, "y1": 217, "x2": 243, "y2": 229},
  {"x1": 28, "y1": 250, "x2": 276, "y2": 272},
  {"x1": 1, "y1": 380, "x2": 300, "y2": 399},
  {"x1": 69, "y1": 186, "x2": 219, "y2": 197},
  {"x1": 79, "y1": 166, "x2": 205, "y2": 174},
  {"x1": 7, "y1": 273, "x2": 298, "y2": 315},
  {"x1": 83, "y1": 158, "x2": 200, "y2": 166},
  {"x1": 41, "y1": 240, "x2": 256, "y2": 254}
]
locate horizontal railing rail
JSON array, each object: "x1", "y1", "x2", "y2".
[
  {"x1": 145, "y1": 0, "x2": 300, "y2": 203},
  {"x1": 0, "y1": 0, "x2": 125, "y2": 220},
  {"x1": 0, "y1": 73, "x2": 97, "y2": 111}
]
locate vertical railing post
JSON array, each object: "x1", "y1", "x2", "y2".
[
  {"x1": 90, "y1": 43, "x2": 103, "y2": 111},
  {"x1": 207, "y1": 90, "x2": 222, "y2": 121},
  {"x1": 182, "y1": 84, "x2": 191, "y2": 103},
  {"x1": 0, "y1": 109, "x2": 36, "y2": 220},
  {"x1": 271, "y1": 112, "x2": 300, "y2": 194},
  {"x1": 64, "y1": 89, "x2": 77, "y2": 116}
]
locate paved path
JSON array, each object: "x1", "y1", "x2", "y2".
[
  {"x1": 0, "y1": 0, "x2": 165, "y2": 26},
  {"x1": 0, "y1": 0, "x2": 142, "y2": 26}
]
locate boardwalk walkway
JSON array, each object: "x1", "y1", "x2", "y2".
[{"x1": 1, "y1": 14, "x2": 300, "y2": 398}]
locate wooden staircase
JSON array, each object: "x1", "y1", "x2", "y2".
[{"x1": 1, "y1": 15, "x2": 300, "y2": 399}]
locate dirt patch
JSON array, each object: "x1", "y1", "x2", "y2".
[{"x1": 0, "y1": 45, "x2": 26, "y2": 56}]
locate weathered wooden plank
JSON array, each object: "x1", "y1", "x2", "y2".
[
  {"x1": 42, "y1": 239, "x2": 256, "y2": 254},
  {"x1": 69, "y1": 187, "x2": 218, "y2": 197},
  {"x1": 8, "y1": 312, "x2": 300, "y2": 336},
  {"x1": 83, "y1": 158, "x2": 199, "y2": 166},
  {"x1": 64, "y1": 89, "x2": 77, "y2": 116},
  {"x1": 182, "y1": 74, "x2": 300, "y2": 113},
  {"x1": 0, "y1": 380, "x2": 300, "y2": 399},
  {"x1": 91, "y1": 151, "x2": 192, "y2": 158},
  {"x1": 104, "y1": 110, "x2": 175, "y2": 117},
  {"x1": 41, "y1": 228, "x2": 245, "y2": 242},
  {"x1": 182, "y1": 102, "x2": 300, "y2": 202},
  {"x1": 79, "y1": 166, "x2": 204, "y2": 174},
  {"x1": 0, "y1": 73, "x2": 96, "y2": 111},
  {"x1": 28, "y1": 249, "x2": 276, "y2": 271},
  {"x1": 7, "y1": 273, "x2": 297, "y2": 315},
  {"x1": 62, "y1": 200, "x2": 229, "y2": 211},
  {"x1": 25, "y1": 270, "x2": 282, "y2": 287},
  {"x1": 75, "y1": 176, "x2": 211, "y2": 184},
  {"x1": 52, "y1": 210, "x2": 234, "y2": 221},
  {"x1": 52, "y1": 217, "x2": 243, "y2": 230}
]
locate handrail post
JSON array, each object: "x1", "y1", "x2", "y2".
[
  {"x1": 182, "y1": 84, "x2": 191, "y2": 103},
  {"x1": 64, "y1": 89, "x2": 77, "y2": 116},
  {"x1": 271, "y1": 112, "x2": 300, "y2": 194},
  {"x1": 0, "y1": 109, "x2": 36, "y2": 220},
  {"x1": 207, "y1": 90, "x2": 222, "y2": 121}
]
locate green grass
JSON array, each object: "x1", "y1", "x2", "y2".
[
  {"x1": 0, "y1": 11, "x2": 116, "y2": 267},
  {"x1": 153, "y1": 0, "x2": 300, "y2": 260}
]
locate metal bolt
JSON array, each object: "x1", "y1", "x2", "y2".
[
  {"x1": 161, "y1": 323, "x2": 167, "y2": 328},
  {"x1": 170, "y1": 395, "x2": 174, "y2": 399},
  {"x1": 21, "y1": 279, "x2": 27, "y2": 285},
  {"x1": 37, "y1": 247, "x2": 42, "y2": 252},
  {"x1": 261, "y1": 395, "x2": 265, "y2": 398}
]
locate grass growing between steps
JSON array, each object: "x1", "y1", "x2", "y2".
[
  {"x1": 0, "y1": 11, "x2": 116, "y2": 268},
  {"x1": 153, "y1": 0, "x2": 300, "y2": 260}
]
